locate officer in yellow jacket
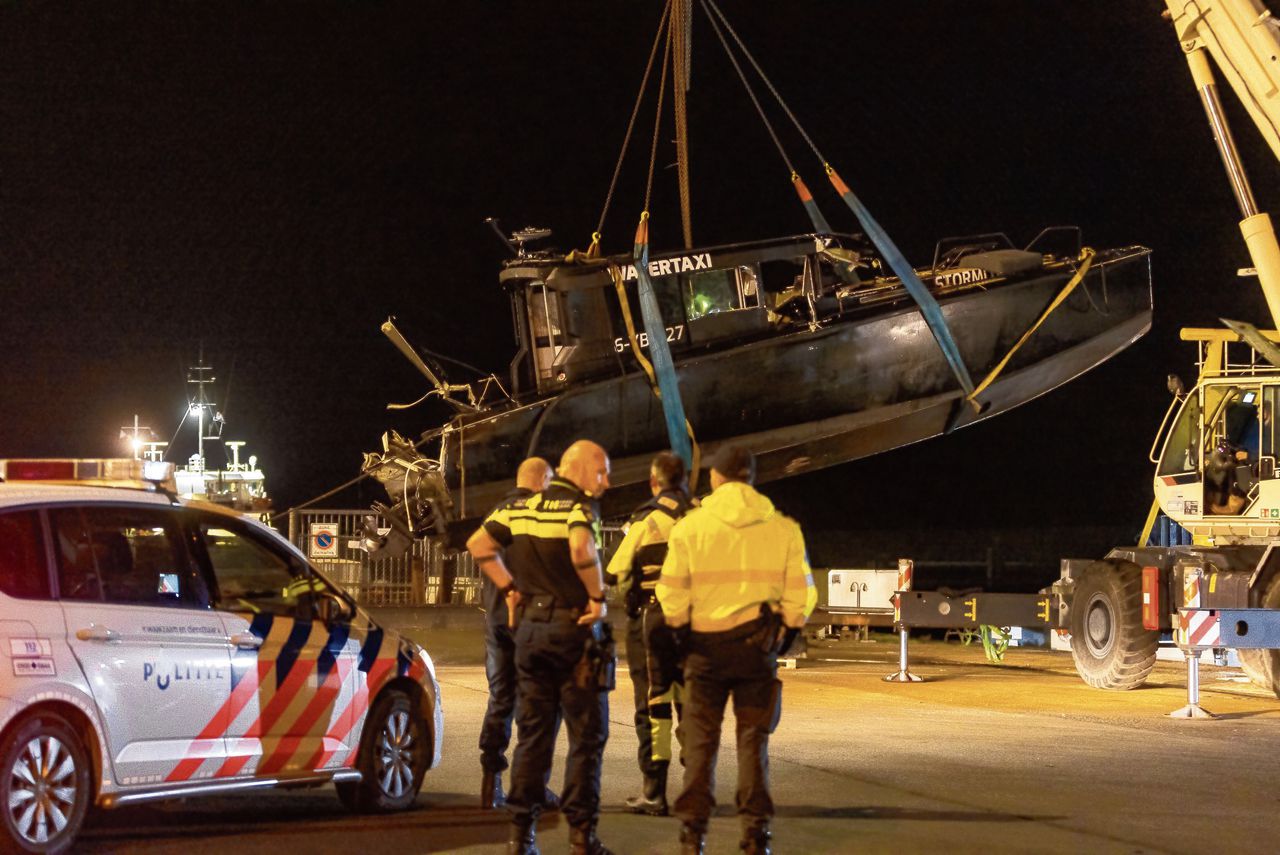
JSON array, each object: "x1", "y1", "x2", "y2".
[
  {"x1": 656, "y1": 446, "x2": 816, "y2": 855},
  {"x1": 604, "y1": 451, "x2": 693, "y2": 817}
]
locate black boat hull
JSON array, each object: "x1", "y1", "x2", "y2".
[{"x1": 442, "y1": 246, "x2": 1152, "y2": 521}]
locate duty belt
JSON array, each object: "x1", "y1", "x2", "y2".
[
  {"x1": 520, "y1": 593, "x2": 585, "y2": 622},
  {"x1": 690, "y1": 613, "x2": 768, "y2": 644}
]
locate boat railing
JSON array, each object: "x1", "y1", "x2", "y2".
[
  {"x1": 1024, "y1": 225, "x2": 1083, "y2": 258},
  {"x1": 930, "y1": 231, "x2": 1016, "y2": 274}
]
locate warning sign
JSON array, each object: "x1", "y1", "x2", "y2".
[{"x1": 309, "y1": 522, "x2": 340, "y2": 559}]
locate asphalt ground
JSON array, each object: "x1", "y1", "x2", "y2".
[{"x1": 78, "y1": 625, "x2": 1280, "y2": 854}]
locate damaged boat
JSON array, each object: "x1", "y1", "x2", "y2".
[
  {"x1": 359, "y1": 0, "x2": 1152, "y2": 547},
  {"x1": 364, "y1": 226, "x2": 1151, "y2": 543}
]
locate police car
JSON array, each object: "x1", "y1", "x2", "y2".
[{"x1": 0, "y1": 460, "x2": 443, "y2": 853}]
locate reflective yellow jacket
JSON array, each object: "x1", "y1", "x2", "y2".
[{"x1": 656, "y1": 481, "x2": 817, "y2": 632}]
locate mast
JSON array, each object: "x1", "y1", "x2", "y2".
[
  {"x1": 118, "y1": 414, "x2": 154, "y2": 460},
  {"x1": 185, "y1": 345, "x2": 221, "y2": 469}
]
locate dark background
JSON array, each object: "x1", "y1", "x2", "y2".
[{"x1": 2, "y1": 1, "x2": 1275, "y2": 584}]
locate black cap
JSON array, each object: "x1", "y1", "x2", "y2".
[{"x1": 710, "y1": 445, "x2": 755, "y2": 484}]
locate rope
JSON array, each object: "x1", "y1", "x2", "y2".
[
  {"x1": 593, "y1": 0, "x2": 672, "y2": 249},
  {"x1": 964, "y1": 248, "x2": 1097, "y2": 408},
  {"x1": 672, "y1": 0, "x2": 693, "y2": 249},
  {"x1": 645, "y1": 27, "x2": 673, "y2": 213},
  {"x1": 701, "y1": 1, "x2": 796, "y2": 176},
  {"x1": 701, "y1": 0, "x2": 827, "y2": 165}
]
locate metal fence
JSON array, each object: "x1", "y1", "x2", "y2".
[{"x1": 285, "y1": 508, "x2": 480, "y2": 606}]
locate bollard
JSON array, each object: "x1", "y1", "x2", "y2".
[
  {"x1": 1168, "y1": 568, "x2": 1217, "y2": 719},
  {"x1": 884, "y1": 558, "x2": 923, "y2": 683}
]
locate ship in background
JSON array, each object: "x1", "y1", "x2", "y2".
[{"x1": 122, "y1": 350, "x2": 271, "y2": 514}]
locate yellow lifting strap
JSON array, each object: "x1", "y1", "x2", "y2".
[
  {"x1": 609, "y1": 264, "x2": 702, "y2": 490},
  {"x1": 965, "y1": 247, "x2": 1097, "y2": 410},
  {"x1": 564, "y1": 232, "x2": 605, "y2": 265}
]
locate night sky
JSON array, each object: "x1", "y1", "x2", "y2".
[{"x1": 3, "y1": 1, "x2": 1277, "y2": 576}]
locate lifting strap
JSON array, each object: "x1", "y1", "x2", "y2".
[
  {"x1": 964, "y1": 247, "x2": 1096, "y2": 408},
  {"x1": 620, "y1": 23, "x2": 700, "y2": 483},
  {"x1": 701, "y1": 2, "x2": 831, "y2": 235},
  {"x1": 587, "y1": 1, "x2": 672, "y2": 258},
  {"x1": 701, "y1": 0, "x2": 978, "y2": 401},
  {"x1": 826, "y1": 164, "x2": 977, "y2": 399},
  {"x1": 610, "y1": 243, "x2": 701, "y2": 489}
]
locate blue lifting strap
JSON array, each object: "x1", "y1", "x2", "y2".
[
  {"x1": 633, "y1": 214, "x2": 694, "y2": 470},
  {"x1": 826, "y1": 165, "x2": 976, "y2": 399}
]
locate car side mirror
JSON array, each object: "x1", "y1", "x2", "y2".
[{"x1": 314, "y1": 589, "x2": 355, "y2": 625}]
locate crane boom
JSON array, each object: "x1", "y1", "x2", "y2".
[{"x1": 1166, "y1": 0, "x2": 1280, "y2": 326}]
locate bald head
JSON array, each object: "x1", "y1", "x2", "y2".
[
  {"x1": 515, "y1": 457, "x2": 552, "y2": 493},
  {"x1": 559, "y1": 440, "x2": 611, "y2": 498}
]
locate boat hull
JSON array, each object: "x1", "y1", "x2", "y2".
[{"x1": 443, "y1": 246, "x2": 1152, "y2": 522}]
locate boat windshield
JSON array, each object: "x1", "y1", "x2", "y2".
[{"x1": 685, "y1": 266, "x2": 760, "y2": 320}]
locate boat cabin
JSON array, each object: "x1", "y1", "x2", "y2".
[{"x1": 499, "y1": 233, "x2": 877, "y2": 398}]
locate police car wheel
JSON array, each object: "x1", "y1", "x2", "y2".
[
  {"x1": 337, "y1": 689, "x2": 426, "y2": 813},
  {"x1": 0, "y1": 712, "x2": 90, "y2": 855}
]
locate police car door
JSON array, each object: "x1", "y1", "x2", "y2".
[
  {"x1": 53, "y1": 504, "x2": 231, "y2": 786},
  {"x1": 193, "y1": 514, "x2": 360, "y2": 778}
]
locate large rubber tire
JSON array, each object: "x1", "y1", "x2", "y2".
[
  {"x1": 0, "y1": 712, "x2": 91, "y2": 855},
  {"x1": 1069, "y1": 563, "x2": 1158, "y2": 690},
  {"x1": 336, "y1": 688, "x2": 428, "y2": 813},
  {"x1": 1237, "y1": 572, "x2": 1280, "y2": 697}
]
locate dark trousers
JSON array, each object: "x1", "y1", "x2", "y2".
[
  {"x1": 674, "y1": 631, "x2": 781, "y2": 835},
  {"x1": 624, "y1": 613, "x2": 661, "y2": 776},
  {"x1": 508, "y1": 616, "x2": 609, "y2": 829},
  {"x1": 642, "y1": 602, "x2": 683, "y2": 764},
  {"x1": 480, "y1": 621, "x2": 516, "y2": 773}
]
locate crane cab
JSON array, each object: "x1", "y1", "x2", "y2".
[{"x1": 1154, "y1": 328, "x2": 1280, "y2": 542}]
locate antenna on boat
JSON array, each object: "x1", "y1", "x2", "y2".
[
  {"x1": 511, "y1": 227, "x2": 552, "y2": 258},
  {"x1": 381, "y1": 317, "x2": 481, "y2": 413},
  {"x1": 484, "y1": 217, "x2": 518, "y2": 257}
]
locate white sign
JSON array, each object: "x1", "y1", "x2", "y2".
[
  {"x1": 9, "y1": 638, "x2": 52, "y2": 657},
  {"x1": 13, "y1": 659, "x2": 55, "y2": 677},
  {"x1": 309, "y1": 523, "x2": 340, "y2": 559}
]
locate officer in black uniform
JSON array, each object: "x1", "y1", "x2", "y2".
[
  {"x1": 467, "y1": 439, "x2": 615, "y2": 855},
  {"x1": 604, "y1": 451, "x2": 692, "y2": 816},
  {"x1": 471, "y1": 457, "x2": 552, "y2": 809}
]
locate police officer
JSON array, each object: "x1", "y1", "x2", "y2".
[
  {"x1": 467, "y1": 440, "x2": 615, "y2": 855},
  {"x1": 468, "y1": 457, "x2": 552, "y2": 809},
  {"x1": 656, "y1": 446, "x2": 817, "y2": 855},
  {"x1": 604, "y1": 451, "x2": 692, "y2": 817}
]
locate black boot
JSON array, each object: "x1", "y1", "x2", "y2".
[
  {"x1": 624, "y1": 762, "x2": 669, "y2": 816},
  {"x1": 507, "y1": 820, "x2": 538, "y2": 855},
  {"x1": 740, "y1": 824, "x2": 772, "y2": 855},
  {"x1": 482, "y1": 770, "x2": 505, "y2": 809},
  {"x1": 679, "y1": 824, "x2": 706, "y2": 855},
  {"x1": 568, "y1": 823, "x2": 613, "y2": 855}
]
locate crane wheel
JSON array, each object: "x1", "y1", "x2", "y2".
[
  {"x1": 1069, "y1": 563, "x2": 1158, "y2": 690},
  {"x1": 1238, "y1": 572, "x2": 1280, "y2": 698}
]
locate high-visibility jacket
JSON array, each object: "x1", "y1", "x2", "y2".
[
  {"x1": 604, "y1": 489, "x2": 693, "y2": 602},
  {"x1": 656, "y1": 481, "x2": 816, "y2": 633}
]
